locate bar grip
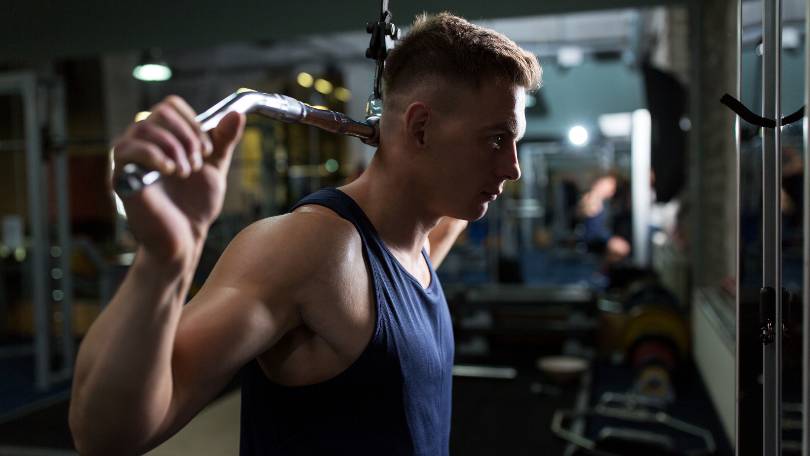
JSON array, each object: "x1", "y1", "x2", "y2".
[{"x1": 113, "y1": 90, "x2": 379, "y2": 197}]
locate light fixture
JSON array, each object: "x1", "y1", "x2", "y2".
[
  {"x1": 557, "y1": 46, "x2": 584, "y2": 68},
  {"x1": 568, "y1": 125, "x2": 589, "y2": 146},
  {"x1": 598, "y1": 113, "x2": 632, "y2": 138},
  {"x1": 297, "y1": 72, "x2": 314, "y2": 88},
  {"x1": 334, "y1": 87, "x2": 352, "y2": 102},
  {"x1": 133, "y1": 50, "x2": 172, "y2": 82},
  {"x1": 325, "y1": 159, "x2": 339, "y2": 173},
  {"x1": 314, "y1": 78, "x2": 333, "y2": 95}
]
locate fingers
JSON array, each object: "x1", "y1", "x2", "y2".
[
  {"x1": 208, "y1": 111, "x2": 246, "y2": 170},
  {"x1": 113, "y1": 138, "x2": 176, "y2": 177},
  {"x1": 164, "y1": 95, "x2": 214, "y2": 157},
  {"x1": 149, "y1": 103, "x2": 204, "y2": 173},
  {"x1": 114, "y1": 95, "x2": 215, "y2": 179},
  {"x1": 129, "y1": 121, "x2": 192, "y2": 177}
]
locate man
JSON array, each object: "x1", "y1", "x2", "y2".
[
  {"x1": 70, "y1": 12, "x2": 540, "y2": 455},
  {"x1": 578, "y1": 172, "x2": 630, "y2": 264}
]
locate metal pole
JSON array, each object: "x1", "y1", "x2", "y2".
[
  {"x1": 20, "y1": 74, "x2": 50, "y2": 391},
  {"x1": 734, "y1": 2, "x2": 744, "y2": 454},
  {"x1": 762, "y1": 0, "x2": 782, "y2": 454},
  {"x1": 802, "y1": 0, "x2": 810, "y2": 453},
  {"x1": 51, "y1": 80, "x2": 75, "y2": 376}
]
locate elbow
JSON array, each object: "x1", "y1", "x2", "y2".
[
  {"x1": 69, "y1": 401, "x2": 123, "y2": 456},
  {"x1": 69, "y1": 401, "x2": 98, "y2": 455},
  {"x1": 69, "y1": 411, "x2": 92, "y2": 455}
]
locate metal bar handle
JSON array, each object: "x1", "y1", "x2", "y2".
[{"x1": 113, "y1": 90, "x2": 379, "y2": 197}]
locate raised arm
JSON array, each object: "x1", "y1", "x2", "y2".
[
  {"x1": 427, "y1": 217, "x2": 468, "y2": 268},
  {"x1": 68, "y1": 95, "x2": 299, "y2": 455},
  {"x1": 69, "y1": 211, "x2": 328, "y2": 454}
]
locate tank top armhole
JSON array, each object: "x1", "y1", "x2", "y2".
[{"x1": 291, "y1": 192, "x2": 386, "y2": 346}]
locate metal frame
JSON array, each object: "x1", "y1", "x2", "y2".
[
  {"x1": 803, "y1": 0, "x2": 810, "y2": 452},
  {"x1": 0, "y1": 72, "x2": 51, "y2": 391},
  {"x1": 733, "y1": 2, "x2": 765, "y2": 455},
  {"x1": 734, "y1": 3, "x2": 745, "y2": 452},
  {"x1": 0, "y1": 71, "x2": 74, "y2": 390},
  {"x1": 761, "y1": 1, "x2": 782, "y2": 454},
  {"x1": 50, "y1": 80, "x2": 75, "y2": 376}
]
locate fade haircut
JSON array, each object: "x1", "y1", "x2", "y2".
[{"x1": 382, "y1": 12, "x2": 542, "y2": 107}]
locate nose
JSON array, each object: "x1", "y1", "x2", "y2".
[{"x1": 499, "y1": 141, "x2": 521, "y2": 181}]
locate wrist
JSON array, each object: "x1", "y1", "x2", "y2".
[{"x1": 133, "y1": 243, "x2": 200, "y2": 284}]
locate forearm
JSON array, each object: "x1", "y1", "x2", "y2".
[
  {"x1": 428, "y1": 218, "x2": 468, "y2": 268},
  {"x1": 70, "y1": 245, "x2": 201, "y2": 454}
]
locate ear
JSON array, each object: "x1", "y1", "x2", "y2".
[{"x1": 403, "y1": 102, "x2": 430, "y2": 148}]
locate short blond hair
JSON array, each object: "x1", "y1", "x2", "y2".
[{"x1": 383, "y1": 12, "x2": 542, "y2": 99}]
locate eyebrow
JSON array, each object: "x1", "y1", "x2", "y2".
[
  {"x1": 484, "y1": 120, "x2": 519, "y2": 137},
  {"x1": 484, "y1": 120, "x2": 524, "y2": 141}
]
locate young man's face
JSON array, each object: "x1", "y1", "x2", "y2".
[{"x1": 423, "y1": 81, "x2": 526, "y2": 221}]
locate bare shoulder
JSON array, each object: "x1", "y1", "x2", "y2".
[{"x1": 208, "y1": 205, "x2": 363, "y2": 299}]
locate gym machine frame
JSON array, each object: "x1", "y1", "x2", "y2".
[
  {"x1": 735, "y1": 0, "x2": 810, "y2": 454},
  {"x1": 760, "y1": 1, "x2": 782, "y2": 454},
  {"x1": 802, "y1": 0, "x2": 810, "y2": 455},
  {"x1": 0, "y1": 71, "x2": 74, "y2": 391}
]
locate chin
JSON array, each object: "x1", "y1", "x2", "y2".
[{"x1": 463, "y1": 203, "x2": 490, "y2": 221}]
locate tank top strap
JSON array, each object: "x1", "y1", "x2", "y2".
[{"x1": 291, "y1": 188, "x2": 378, "y2": 240}]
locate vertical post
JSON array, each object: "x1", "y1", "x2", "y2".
[
  {"x1": 802, "y1": 0, "x2": 810, "y2": 452},
  {"x1": 761, "y1": 0, "x2": 782, "y2": 454},
  {"x1": 734, "y1": 1, "x2": 758, "y2": 455},
  {"x1": 631, "y1": 109, "x2": 651, "y2": 267},
  {"x1": 51, "y1": 80, "x2": 74, "y2": 375},
  {"x1": 20, "y1": 74, "x2": 50, "y2": 391}
]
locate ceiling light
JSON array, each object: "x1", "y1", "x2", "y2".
[
  {"x1": 568, "y1": 125, "x2": 589, "y2": 146},
  {"x1": 314, "y1": 78, "x2": 333, "y2": 95},
  {"x1": 598, "y1": 113, "x2": 632, "y2": 138},
  {"x1": 334, "y1": 87, "x2": 352, "y2": 102},
  {"x1": 297, "y1": 72, "x2": 314, "y2": 88},
  {"x1": 133, "y1": 63, "x2": 172, "y2": 82},
  {"x1": 557, "y1": 46, "x2": 584, "y2": 68},
  {"x1": 133, "y1": 50, "x2": 172, "y2": 82}
]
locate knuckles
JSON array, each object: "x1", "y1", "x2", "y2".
[{"x1": 164, "y1": 94, "x2": 184, "y2": 107}]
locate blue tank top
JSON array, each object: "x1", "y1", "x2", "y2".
[{"x1": 239, "y1": 188, "x2": 455, "y2": 456}]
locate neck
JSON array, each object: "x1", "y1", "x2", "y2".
[{"x1": 340, "y1": 150, "x2": 441, "y2": 258}]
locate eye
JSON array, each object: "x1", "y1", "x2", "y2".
[{"x1": 489, "y1": 135, "x2": 505, "y2": 150}]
